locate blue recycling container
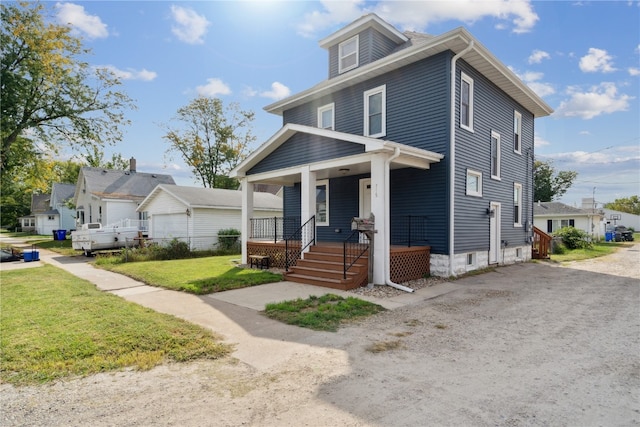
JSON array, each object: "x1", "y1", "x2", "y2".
[
  {"x1": 31, "y1": 250, "x2": 39, "y2": 261},
  {"x1": 23, "y1": 250, "x2": 33, "y2": 262},
  {"x1": 605, "y1": 232, "x2": 613, "y2": 242},
  {"x1": 56, "y1": 229, "x2": 66, "y2": 240}
]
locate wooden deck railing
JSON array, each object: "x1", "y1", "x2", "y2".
[{"x1": 532, "y1": 226, "x2": 552, "y2": 259}]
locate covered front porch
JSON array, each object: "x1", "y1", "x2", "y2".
[{"x1": 230, "y1": 124, "x2": 444, "y2": 289}]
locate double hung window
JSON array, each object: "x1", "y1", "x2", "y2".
[
  {"x1": 339, "y1": 36, "x2": 359, "y2": 73},
  {"x1": 364, "y1": 85, "x2": 386, "y2": 138},
  {"x1": 460, "y1": 72, "x2": 474, "y2": 131}
]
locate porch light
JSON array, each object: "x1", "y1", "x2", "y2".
[
  {"x1": 486, "y1": 208, "x2": 495, "y2": 218},
  {"x1": 339, "y1": 168, "x2": 350, "y2": 175}
]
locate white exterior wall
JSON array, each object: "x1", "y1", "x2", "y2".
[
  {"x1": 602, "y1": 209, "x2": 640, "y2": 230},
  {"x1": 35, "y1": 214, "x2": 58, "y2": 235},
  {"x1": 534, "y1": 214, "x2": 601, "y2": 239},
  {"x1": 430, "y1": 245, "x2": 531, "y2": 277},
  {"x1": 103, "y1": 200, "x2": 138, "y2": 227}
]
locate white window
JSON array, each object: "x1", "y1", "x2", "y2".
[
  {"x1": 514, "y1": 183, "x2": 522, "y2": 227},
  {"x1": 466, "y1": 253, "x2": 476, "y2": 267},
  {"x1": 364, "y1": 85, "x2": 386, "y2": 138},
  {"x1": 516, "y1": 248, "x2": 523, "y2": 259},
  {"x1": 338, "y1": 35, "x2": 359, "y2": 74},
  {"x1": 491, "y1": 130, "x2": 501, "y2": 180},
  {"x1": 460, "y1": 72, "x2": 474, "y2": 132},
  {"x1": 316, "y1": 179, "x2": 329, "y2": 226},
  {"x1": 466, "y1": 169, "x2": 483, "y2": 197},
  {"x1": 514, "y1": 111, "x2": 522, "y2": 154},
  {"x1": 317, "y1": 103, "x2": 335, "y2": 130}
]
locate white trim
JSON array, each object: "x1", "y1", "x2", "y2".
[
  {"x1": 316, "y1": 179, "x2": 329, "y2": 226},
  {"x1": 513, "y1": 110, "x2": 522, "y2": 154},
  {"x1": 466, "y1": 169, "x2": 483, "y2": 197},
  {"x1": 490, "y1": 130, "x2": 501, "y2": 180},
  {"x1": 460, "y1": 72, "x2": 474, "y2": 132},
  {"x1": 364, "y1": 84, "x2": 386, "y2": 138},
  {"x1": 338, "y1": 35, "x2": 359, "y2": 74},
  {"x1": 514, "y1": 182, "x2": 523, "y2": 227},
  {"x1": 317, "y1": 102, "x2": 335, "y2": 130}
]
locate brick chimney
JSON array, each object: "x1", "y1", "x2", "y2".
[{"x1": 129, "y1": 157, "x2": 136, "y2": 173}]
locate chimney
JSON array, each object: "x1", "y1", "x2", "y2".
[{"x1": 129, "y1": 157, "x2": 136, "y2": 173}]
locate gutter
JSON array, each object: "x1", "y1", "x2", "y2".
[
  {"x1": 384, "y1": 147, "x2": 414, "y2": 293},
  {"x1": 448, "y1": 39, "x2": 475, "y2": 277}
]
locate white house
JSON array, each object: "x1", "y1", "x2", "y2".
[
  {"x1": 580, "y1": 198, "x2": 640, "y2": 231},
  {"x1": 73, "y1": 158, "x2": 175, "y2": 231},
  {"x1": 50, "y1": 183, "x2": 76, "y2": 232},
  {"x1": 533, "y1": 201, "x2": 604, "y2": 239},
  {"x1": 137, "y1": 184, "x2": 283, "y2": 251}
]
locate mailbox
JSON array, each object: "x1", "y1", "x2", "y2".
[{"x1": 351, "y1": 215, "x2": 375, "y2": 232}]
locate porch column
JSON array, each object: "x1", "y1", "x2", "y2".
[
  {"x1": 370, "y1": 153, "x2": 387, "y2": 285},
  {"x1": 241, "y1": 179, "x2": 254, "y2": 265},
  {"x1": 300, "y1": 166, "x2": 316, "y2": 252}
]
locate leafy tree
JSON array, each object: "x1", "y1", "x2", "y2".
[
  {"x1": 533, "y1": 160, "x2": 578, "y2": 202},
  {"x1": 604, "y1": 196, "x2": 640, "y2": 215},
  {"x1": 83, "y1": 146, "x2": 130, "y2": 170},
  {"x1": 1, "y1": 1, "x2": 134, "y2": 174},
  {"x1": 163, "y1": 97, "x2": 255, "y2": 189}
]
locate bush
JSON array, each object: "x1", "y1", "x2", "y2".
[
  {"x1": 554, "y1": 226, "x2": 592, "y2": 250},
  {"x1": 217, "y1": 228, "x2": 241, "y2": 252}
]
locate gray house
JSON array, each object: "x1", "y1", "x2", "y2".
[{"x1": 231, "y1": 14, "x2": 553, "y2": 288}]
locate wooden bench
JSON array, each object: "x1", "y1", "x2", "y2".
[{"x1": 249, "y1": 255, "x2": 270, "y2": 270}]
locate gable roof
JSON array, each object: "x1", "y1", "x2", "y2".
[
  {"x1": 137, "y1": 184, "x2": 283, "y2": 212},
  {"x1": 534, "y1": 201, "x2": 602, "y2": 217},
  {"x1": 74, "y1": 166, "x2": 175, "y2": 204},
  {"x1": 51, "y1": 183, "x2": 75, "y2": 206},
  {"x1": 30, "y1": 194, "x2": 51, "y2": 214},
  {"x1": 266, "y1": 18, "x2": 553, "y2": 118}
]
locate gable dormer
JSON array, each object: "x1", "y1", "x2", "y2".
[{"x1": 319, "y1": 13, "x2": 408, "y2": 79}]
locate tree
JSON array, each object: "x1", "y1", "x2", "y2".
[
  {"x1": 604, "y1": 196, "x2": 640, "y2": 215},
  {"x1": 533, "y1": 160, "x2": 578, "y2": 202},
  {"x1": 1, "y1": 1, "x2": 134, "y2": 174},
  {"x1": 163, "y1": 97, "x2": 255, "y2": 189}
]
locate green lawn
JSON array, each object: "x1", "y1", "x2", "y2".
[
  {"x1": 550, "y1": 240, "x2": 633, "y2": 263},
  {"x1": 98, "y1": 255, "x2": 282, "y2": 294},
  {"x1": 1, "y1": 265, "x2": 230, "y2": 386}
]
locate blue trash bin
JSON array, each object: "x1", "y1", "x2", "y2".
[
  {"x1": 605, "y1": 232, "x2": 613, "y2": 242},
  {"x1": 23, "y1": 250, "x2": 33, "y2": 262},
  {"x1": 56, "y1": 229, "x2": 66, "y2": 240}
]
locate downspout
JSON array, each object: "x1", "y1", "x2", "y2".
[
  {"x1": 448, "y1": 39, "x2": 474, "y2": 277},
  {"x1": 385, "y1": 147, "x2": 414, "y2": 293}
]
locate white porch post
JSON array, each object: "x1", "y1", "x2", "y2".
[
  {"x1": 240, "y1": 179, "x2": 254, "y2": 265},
  {"x1": 370, "y1": 153, "x2": 387, "y2": 285},
  {"x1": 300, "y1": 166, "x2": 316, "y2": 253}
]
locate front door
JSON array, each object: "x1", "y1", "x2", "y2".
[
  {"x1": 489, "y1": 202, "x2": 501, "y2": 264},
  {"x1": 359, "y1": 179, "x2": 371, "y2": 243}
]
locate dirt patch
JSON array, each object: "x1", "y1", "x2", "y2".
[{"x1": 2, "y1": 245, "x2": 639, "y2": 426}]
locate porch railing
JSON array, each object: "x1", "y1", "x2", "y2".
[
  {"x1": 343, "y1": 230, "x2": 369, "y2": 280},
  {"x1": 285, "y1": 216, "x2": 315, "y2": 271},
  {"x1": 532, "y1": 226, "x2": 552, "y2": 259},
  {"x1": 250, "y1": 217, "x2": 300, "y2": 243},
  {"x1": 391, "y1": 215, "x2": 428, "y2": 247}
]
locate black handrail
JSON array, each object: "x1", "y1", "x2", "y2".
[
  {"x1": 250, "y1": 217, "x2": 300, "y2": 243},
  {"x1": 285, "y1": 216, "x2": 315, "y2": 271},
  {"x1": 343, "y1": 230, "x2": 369, "y2": 279}
]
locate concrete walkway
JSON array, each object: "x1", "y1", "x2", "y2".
[{"x1": 1, "y1": 246, "x2": 464, "y2": 370}]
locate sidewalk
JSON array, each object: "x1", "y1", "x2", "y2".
[{"x1": 3, "y1": 248, "x2": 464, "y2": 370}]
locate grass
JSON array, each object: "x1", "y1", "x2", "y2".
[
  {"x1": 0, "y1": 265, "x2": 231, "y2": 386},
  {"x1": 550, "y1": 240, "x2": 632, "y2": 263},
  {"x1": 263, "y1": 293, "x2": 386, "y2": 332},
  {"x1": 98, "y1": 255, "x2": 282, "y2": 294}
]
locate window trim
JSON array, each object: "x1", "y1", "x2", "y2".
[
  {"x1": 466, "y1": 169, "x2": 483, "y2": 197},
  {"x1": 513, "y1": 183, "x2": 523, "y2": 227},
  {"x1": 460, "y1": 72, "x2": 474, "y2": 132},
  {"x1": 491, "y1": 130, "x2": 501, "y2": 180},
  {"x1": 316, "y1": 179, "x2": 329, "y2": 226},
  {"x1": 317, "y1": 103, "x2": 335, "y2": 130},
  {"x1": 364, "y1": 85, "x2": 386, "y2": 138},
  {"x1": 514, "y1": 110, "x2": 522, "y2": 154},
  {"x1": 338, "y1": 35, "x2": 359, "y2": 74}
]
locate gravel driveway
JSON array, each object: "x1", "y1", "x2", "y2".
[{"x1": 2, "y1": 244, "x2": 639, "y2": 426}]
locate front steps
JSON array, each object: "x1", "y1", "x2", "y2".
[{"x1": 283, "y1": 244, "x2": 368, "y2": 291}]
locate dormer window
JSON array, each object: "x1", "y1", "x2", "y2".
[{"x1": 339, "y1": 35, "x2": 359, "y2": 73}]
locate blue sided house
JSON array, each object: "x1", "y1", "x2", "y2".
[{"x1": 230, "y1": 14, "x2": 553, "y2": 291}]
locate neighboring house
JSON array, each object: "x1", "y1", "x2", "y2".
[
  {"x1": 533, "y1": 201, "x2": 604, "y2": 240},
  {"x1": 18, "y1": 193, "x2": 49, "y2": 233},
  {"x1": 580, "y1": 198, "x2": 640, "y2": 231},
  {"x1": 50, "y1": 183, "x2": 76, "y2": 232},
  {"x1": 137, "y1": 184, "x2": 283, "y2": 250},
  {"x1": 230, "y1": 14, "x2": 553, "y2": 286},
  {"x1": 73, "y1": 158, "x2": 175, "y2": 231}
]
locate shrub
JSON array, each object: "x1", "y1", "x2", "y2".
[
  {"x1": 554, "y1": 226, "x2": 591, "y2": 250},
  {"x1": 217, "y1": 228, "x2": 241, "y2": 252}
]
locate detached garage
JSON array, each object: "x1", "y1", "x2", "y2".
[{"x1": 137, "y1": 184, "x2": 282, "y2": 251}]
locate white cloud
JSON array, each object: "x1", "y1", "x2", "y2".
[
  {"x1": 195, "y1": 78, "x2": 231, "y2": 97},
  {"x1": 534, "y1": 133, "x2": 550, "y2": 148},
  {"x1": 297, "y1": 0, "x2": 539, "y2": 37},
  {"x1": 170, "y1": 5, "x2": 210, "y2": 44},
  {"x1": 528, "y1": 49, "x2": 550, "y2": 64},
  {"x1": 510, "y1": 67, "x2": 555, "y2": 97},
  {"x1": 98, "y1": 65, "x2": 157, "y2": 81},
  {"x1": 242, "y1": 86, "x2": 258, "y2": 97},
  {"x1": 260, "y1": 82, "x2": 291, "y2": 101},
  {"x1": 579, "y1": 48, "x2": 617, "y2": 73},
  {"x1": 554, "y1": 82, "x2": 633, "y2": 119},
  {"x1": 55, "y1": 2, "x2": 108, "y2": 39},
  {"x1": 628, "y1": 67, "x2": 640, "y2": 76}
]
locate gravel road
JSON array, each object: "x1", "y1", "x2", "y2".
[{"x1": 2, "y1": 244, "x2": 639, "y2": 426}]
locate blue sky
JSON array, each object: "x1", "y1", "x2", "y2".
[{"x1": 46, "y1": 0, "x2": 639, "y2": 207}]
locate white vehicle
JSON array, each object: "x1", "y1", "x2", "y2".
[{"x1": 72, "y1": 223, "x2": 140, "y2": 256}]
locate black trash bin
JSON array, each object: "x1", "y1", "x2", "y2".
[{"x1": 53, "y1": 230, "x2": 58, "y2": 240}]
